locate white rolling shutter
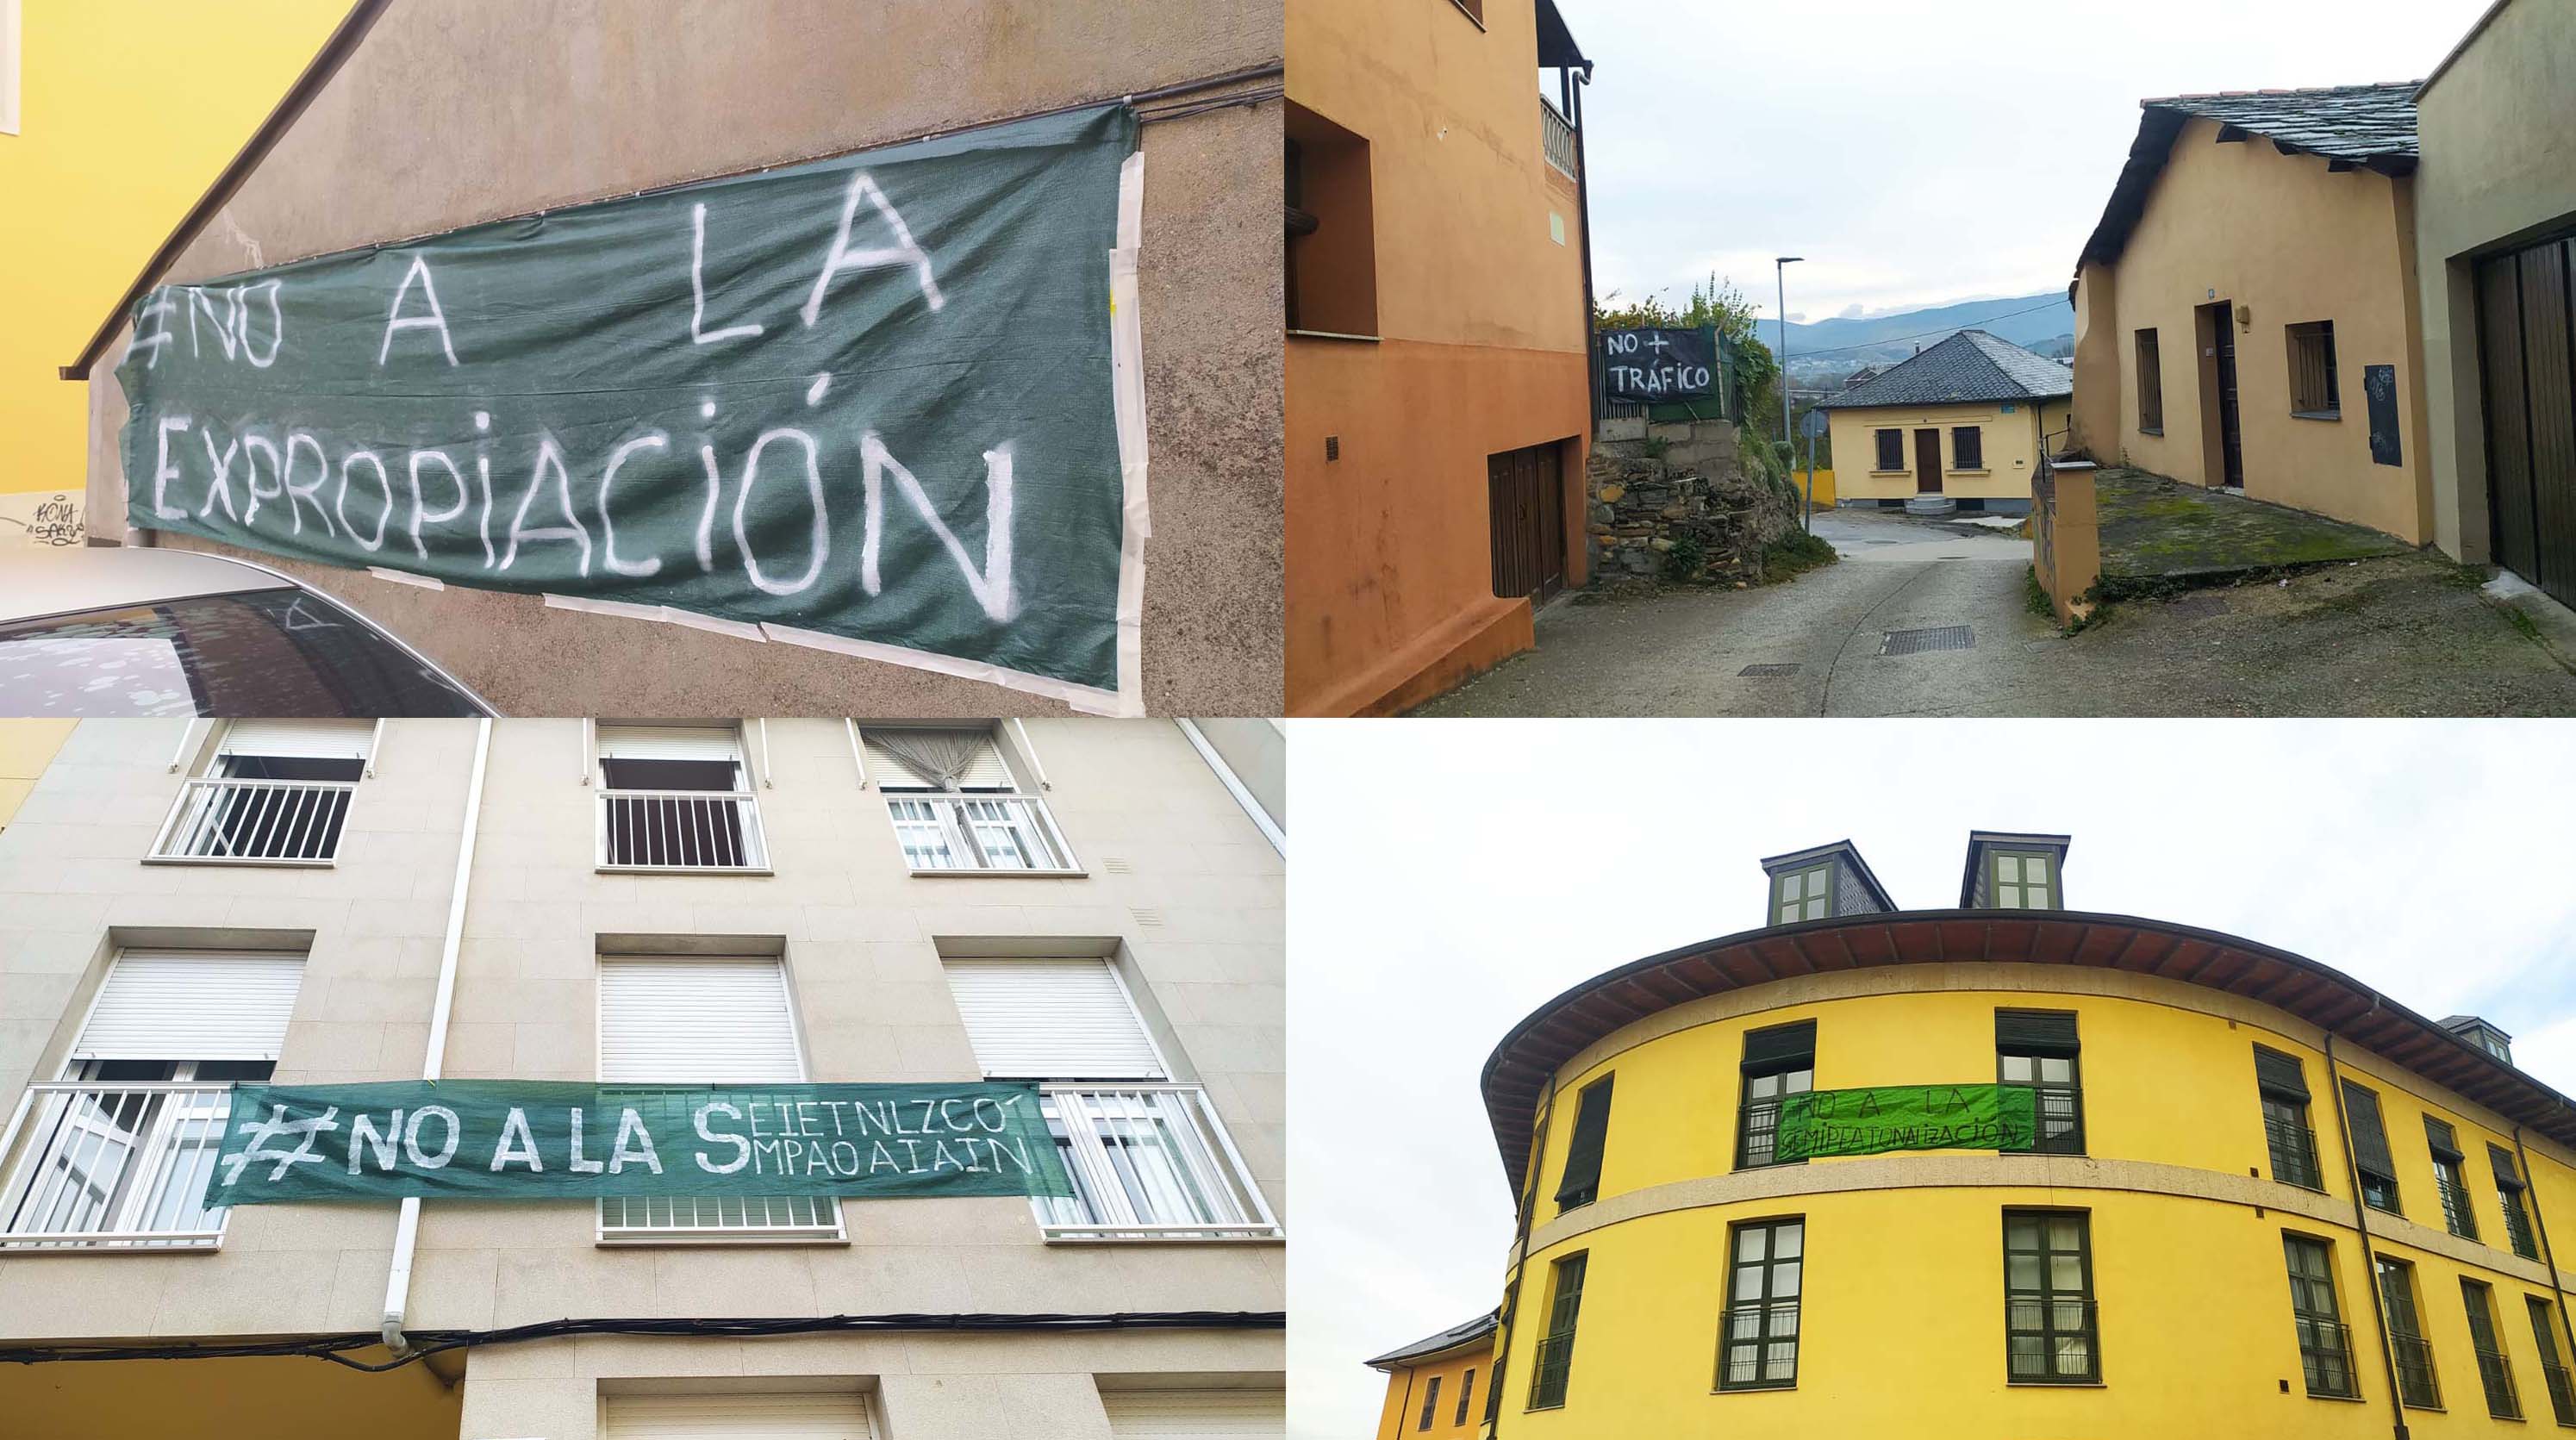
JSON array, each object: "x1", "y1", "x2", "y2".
[
  {"x1": 598, "y1": 957, "x2": 804, "y2": 1083},
  {"x1": 73, "y1": 951, "x2": 305, "y2": 1061},
  {"x1": 602, "y1": 1393, "x2": 874, "y2": 1440},
  {"x1": 1101, "y1": 1391, "x2": 1285, "y2": 1439},
  {"x1": 942, "y1": 958, "x2": 1164, "y2": 1079},
  {"x1": 596, "y1": 725, "x2": 743, "y2": 763},
  {"x1": 218, "y1": 720, "x2": 372, "y2": 760},
  {"x1": 862, "y1": 730, "x2": 1013, "y2": 789}
]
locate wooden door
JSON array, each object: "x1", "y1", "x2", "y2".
[
  {"x1": 1913, "y1": 429, "x2": 1943, "y2": 493},
  {"x1": 1488, "y1": 442, "x2": 1565, "y2": 602},
  {"x1": 2479, "y1": 238, "x2": 2576, "y2": 611},
  {"x1": 2205, "y1": 302, "x2": 2246, "y2": 488}
]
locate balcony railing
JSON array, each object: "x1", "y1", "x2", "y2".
[
  {"x1": 2437, "y1": 1171, "x2": 2480, "y2": 1239},
  {"x1": 2266, "y1": 1115, "x2": 2323, "y2": 1189},
  {"x1": 2392, "y1": 1331, "x2": 2443, "y2": 1409},
  {"x1": 887, "y1": 794, "x2": 1078, "y2": 874},
  {"x1": 0, "y1": 1082, "x2": 235, "y2": 1250},
  {"x1": 2475, "y1": 1343, "x2": 2523, "y2": 1419},
  {"x1": 2541, "y1": 1358, "x2": 2575, "y2": 1424},
  {"x1": 597, "y1": 1194, "x2": 842, "y2": 1244},
  {"x1": 1035, "y1": 1084, "x2": 1280, "y2": 1241},
  {"x1": 1715, "y1": 1299, "x2": 1801, "y2": 1389},
  {"x1": 149, "y1": 777, "x2": 354, "y2": 863},
  {"x1": 2005, "y1": 1296, "x2": 2100, "y2": 1383},
  {"x1": 1540, "y1": 98, "x2": 1578, "y2": 179},
  {"x1": 596, "y1": 789, "x2": 769, "y2": 871},
  {"x1": 2294, "y1": 1317, "x2": 2359, "y2": 1399}
]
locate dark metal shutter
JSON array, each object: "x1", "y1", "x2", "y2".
[
  {"x1": 2255, "y1": 1046, "x2": 2309, "y2": 1100},
  {"x1": 1995, "y1": 1009, "x2": 2080, "y2": 1054},
  {"x1": 2492, "y1": 1144, "x2": 2527, "y2": 1191},
  {"x1": 2342, "y1": 1080, "x2": 2396, "y2": 1176},
  {"x1": 1742, "y1": 1019, "x2": 1817, "y2": 1071},
  {"x1": 2424, "y1": 1116, "x2": 2464, "y2": 1162},
  {"x1": 1553, "y1": 1078, "x2": 1614, "y2": 1205}
]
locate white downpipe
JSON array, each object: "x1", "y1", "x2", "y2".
[
  {"x1": 380, "y1": 717, "x2": 491, "y2": 1354},
  {"x1": 1176, "y1": 719, "x2": 1283, "y2": 857}
]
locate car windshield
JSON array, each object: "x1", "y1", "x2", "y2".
[{"x1": 0, "y1": 588, "x2": 488, "y2": 716}]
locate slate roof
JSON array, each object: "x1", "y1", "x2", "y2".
[
  {"x1": 1365, "y1": 1312, "x2": 1498, "y2": 1370},
  {"x1": 1814, "y1": 331, "x2": 2072, "y2": 411},
  {"x1": 2075, "y1": 83, "x2": 2422, "y2": 277}
]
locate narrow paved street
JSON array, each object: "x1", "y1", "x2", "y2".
[{"x1": 1418, "y1": 508, "x2": 2576, "y2": 716}]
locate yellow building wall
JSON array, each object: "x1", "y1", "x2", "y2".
[
  {"x1": 2081, "y1": 115, "x2": 2432, "y2": 543},
  {"x1": 0, "y1": 1, "x2": 348, "y2": 544},
  {"x1": 1375, "y1": 1348, "x2": 1494, "y2": 1440},
  {"x1": 1824, "y1": 399, "x2": 2064, "y2": 505},
  {"x1": 0, "y1": 720, "x2": 74, "y2": 832},
  {"x1": 1494, "y1": 970, "x2": 2576, "y2": 1437}
]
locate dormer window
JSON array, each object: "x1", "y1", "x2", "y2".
[
  {"x1": 1773, "y1": 864, "x2": 1833, "y2": 924},
  {"x1": 1990, "y1": 851, "x2": 2055, "y2": 909}
]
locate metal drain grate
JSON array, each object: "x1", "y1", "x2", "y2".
[
  {"x1": 1881, "y1": 625, "x2": 1975, "y2": 656},
  {"x1": 1739, "y1": 663, "x2": 1803, "y2": 677}
]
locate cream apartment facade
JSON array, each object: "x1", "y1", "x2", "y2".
[{"x1": 0, "y1": 717, "x2": 1284, "y2": 1440}]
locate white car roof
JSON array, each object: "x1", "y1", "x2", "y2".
[{"x1": 0, "y1": 545, "x2": 296, "y2": 625}]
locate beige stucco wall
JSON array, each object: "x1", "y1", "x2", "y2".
[
  {"x1": 79, "y1": 0, "x2": 1284, "y2": 717},
  {"x1": 2415, "y1": 0, "x2": 2576, "y2": 564},
  {"x1": 2079, "y1": 115, "x2": 2432, "y2": 543},
  {"x1": 1824, "y1": 398, "x2": 2068, "y2": 504},
  {"x1": 0, "y1": 719, "x2": 1283, "y2": 1381}
]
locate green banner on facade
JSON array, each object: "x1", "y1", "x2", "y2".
[
  {"x1": 1774, "y1": 1084, "x2": 2038, "y2": 1163},
  {"x1": 120, "y1": 104, "x2": 1142, "y2": 707},
  {"x1": 202, "y1": 1081, "x2": 1075, "y2": 1206}
]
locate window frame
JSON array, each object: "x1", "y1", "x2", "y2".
[
  {"x1": 1454, "y1": 1367, "x2": 1476, "y2": 1427},
  {"x1": 1772, "y1": 863, "x2": 1834, "y2": 925},
  {"x1": 2496, "y1": 1144, "x2": 2542, "y2": 1261},
  {"x1": 2281, "y1": 1233, "x2": 2359, "y2": 1400},
  {"x1": 147, "y1": 721, "x2": 371, "y2": 867},
  {"x1": 2463, "y1": 1277, "x2": 2523, "y2": 1420},
  {"x1": 1553, "y1": 1075, "x2": 1614, "y2": 1212},
  {"x1": 1988, "y1": 849, "x2": 2055, "y2": 909},
  {"x1": 1527, "y1": 1251, "x2": 1587, "y2": 1411},
  {"x1": 2255, "y1": 1046, "x2": 2324, "y2": 1190},
  {"x1": 2136, "y1": 328, "x2": 2164, "y2": 434},
  {"x1": 1952, "y1": 425, "x2": 1986, "y2": 471},
  {"x1": 2287, "y1": 320, "x2": 2342, "y2": 419},
  {"x1": 1417, "y1": 1374, "x2": 1442, "y2": 1431},
  {"x1": 2527, "y1": 1294, "x2": 2576, "y2": 1426},
  {"x1": 1715, "y1": 1216, "x2": 1805, "y2": 1393},
  {"x1": 2377, "y1": 1255, "x2": 2443, "y2": 1410},
  {"x1": 1996, "y1": 1010, "x2": 2084, "y2": 1156},
  {"x1": 2424, "y1": 1117, "x2": 2479, "y2": 1242},
  {"x1": 865, "y1": 724, "x2": 1081, "y2": 876},
  {"x1": 2339, "y1": 1079, "x2": 2402, "y2": 1217},
  {"x1": 1735, "y1": 1023, "x2": 1816, "y2": 1172},
  {"x1": 591, "y1": 722, "x2": 771, "y2": 875},
  {"x1": 2002, "y1": 1208, "x2": 2100, "y2": 1385},
  {"x1": 1874, "y1": 427, "x2": 1905, "y2": 473}
]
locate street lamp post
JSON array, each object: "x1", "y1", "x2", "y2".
[{"x1": 1776, "y1": 256, "x2": 1806, "y2": 531}]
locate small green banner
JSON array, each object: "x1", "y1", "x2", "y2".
[
  {"x1": 1774, "y1": 1084, "x2": 2038, "y2": 1163},
  {"x1": 203, "y1": 1081, "x2": 1074, "y2": 1206}
]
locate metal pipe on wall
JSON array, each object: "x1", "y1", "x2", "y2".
[{"x1": 2325, "y1": 1032, "x2": 2412, "y2": 1440}]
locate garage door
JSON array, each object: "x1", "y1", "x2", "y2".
[
  {"x1": 1101, "y1": 1389, "x2": 1285, "y2": 1439},
  {"x1": 2478, "y1": 234, "x2": 2576, "y2": 610},
  {"x1": 601, "y1": 1393, "x2": 872, "y2": 1440}
]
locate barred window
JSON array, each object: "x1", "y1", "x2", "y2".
[
  {"x1": 1528, "y1": 1253, "x2": 1587, "y2": 1410},
  {"x1": 1996, "y1": 1010, "x2": 2083, "y2": 1156},
  {"x1": 1737, "y1": 1021, "x2": 1816, "y2": 1170},
  {"x1": 2254, "y1": 1047, "x2": 2322, "y2": 1189},
  {"x1": 2003, "y1": 1211, "x2": 2099, "y2": 1383},
  {"x1": 1718, "y1": 1219, "x2": 1804, "y2": 1391},
  {"x1": 1954, "y1": 426, "x2": 1984, "y2": 470},
  {"x1": 2288, "y1": 321, "x2": 2341, "y2": 417},
  {"x1": 2424, "y1": 1117, "x2": 2479, "y2": 1241},
  {"x1": 2339, "y1": 1080, "x2": 2401, "y2": 1215},
  {"x1": 2462, "y1": 1279, "x2": 2522, "y2": 1420},
  {"x1": 2527, "y1": 1296, "x2": 2575, "y2": 1425},
  {"x1": 2282, "y1": 1236, "x2": 2356, "y2": 1399},
  {"x1": 2377, "y1": 1256, "x2": 2442, "y2": 1410},
  {"x1": 1875, "y1": 428, "x2": 1904, "y2": 471}
]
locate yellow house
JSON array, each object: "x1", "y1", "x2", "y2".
[
  {"x1": 1367, "y1": 1312, "x2": 1495, "y2": 1440},
  {"x1": 1478, "y1": 831, "x2": 2576, "y2": 1437},
  {"x1": 0, "y1": 0, "x2": 351, "y2": 547},
  {"x1": 2069, "y1": 84, "x2": 2434, "y2": 545},
  {"x1": 1816, "y1": 331, "x2": 2073, "y2": 515}
]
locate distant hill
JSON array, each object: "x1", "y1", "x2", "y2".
[{"x1": 1775, "y1": 291, "x2": 2074, "y2": 383}]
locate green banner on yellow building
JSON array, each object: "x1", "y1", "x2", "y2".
[{"x1": 1775, "y1": 1084, "x2": 2038, "y2": 1162}]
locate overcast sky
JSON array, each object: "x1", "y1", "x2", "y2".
[
  {"x1": 1287, "y1": 719, "x2": 2576, "y2": 1440},
  {"x1": 1572, "y1": 0, "x2": 2492, "y2": 330}
]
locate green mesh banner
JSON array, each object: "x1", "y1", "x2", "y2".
[
  {"x1": 1774, "y1": 1084, "x2": 2038, "y2": 1163},
  {"x1": 203, "y1": 1081, "x2": 1074, "y2": 1205},
  {"x1": 119, "y1": 104, "x2": 1140, "y2": 703}
]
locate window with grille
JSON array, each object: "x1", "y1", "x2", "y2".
[
  {"x1": 1989, "y1": 851, "x2": 2054, "y2": 909},
  {"x1": 2378, "y1": 1256, "x2": 2442, "y2": 1409},
  {"x1": 1736, "y1": 1021, "x2": 1815, "y2": 1170},
  {"x1": 2288, "y1": 321, "x2": 2341, "y2": 417},
  {"x1": 2282, "y1": 1236, "x2": 2356, "y2": 1399},
  {"x1": 593, "y1": 724, "x2": 765, "y2": 871},
  {"x1": 1416, "y1": 1375, "x2": 1441, "y2": 1431},
  {"x1": 1772, "y1": 864, "x2": 1831, "y2": 924},
  {"x1": 151, "y1": 720, "x2": 369, "y2": 863},
  {"x1": 2495, "y1": 1144, "x2": 2541, "y2": 1260},
  {"x1": 942, "y1": 957, "x2": 1278, "y2": 1241},
  {"x1": 2528, "y1": 1296, "x2": 2576, "y2": 1425},
  {"x1": 1554, "y1": 1076, "x2": 1613, "y2": 1212},
  {"x1": 1953, "y1": 426, "x2": 1985, "y2": 470},
  {"x1": 1874, "y1": 428, "x2": 1904, "y2": 471},
  {"x1": 1718, "y1": 1219, "x2": 1803, "y2": 1391},
  {"x1": 2003, "y1": 1211, "x2": 2098, "y2": 1383},
  {"x1": 2136, "y1": 330, "x2": 2164, "y2": 433},
  {"x1": 2254, "y1": 1047, "x2": 2322, "y2": 1189},
  {"x1": 1528, "y1": 1252, "x2": 1587, "y2": 1410},
  {"x1": 866, "y1": 726, "x2": 1076, "y2": 874},
  {"x1": 2464, "y1": 1279, "x2": 2523, "y2": 1419},
  {"x1": 1996, "y1": 1011, "x2": 2083, "y2": 1155},
  {"x1": 2340, "y1": 1080, "x2": 2401, "y2": 1215},
  {"x1": 2425, "y1": 1117, "x2": 2479, "y2": 1241},
  {"x1": 594, "y1": 955, "x2": 835, "y2": 1241}
]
